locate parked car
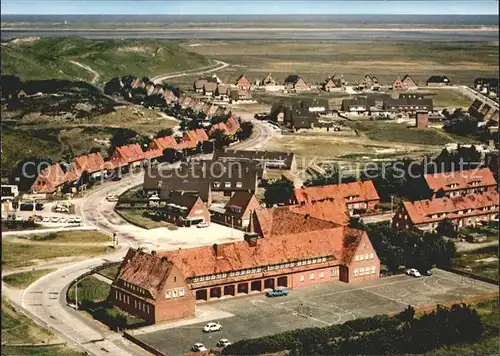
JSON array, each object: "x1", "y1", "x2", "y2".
[
  {"x1": 197, "y1": 222, "x2": 209, "y2": 228},
  {"x1": 217, "y1": 339, "x2": 232, "y2": 348},
  {"x1": 74, "y1": 217, "x2": 82, "y2": 224},
  {"x1": 67, "y1": 217, "x2": 75, "y2": 223},
  {"x1": 191, "y1": 343, "x2": 208, "y2": 352},
  {"x1": 106, "y1": 196, "x2": 118, "y2": 202},
  {"x1": 42, "y1": 216, "x2": 50, "y2": 223},
  {"x1": 406, "y1": 268, "x2": 421, "y2": 277},
  {"x1": 266, "y1": 287, "x2": 289, "y2": 297},
  {"x1": 59, "y1": 217, "x2": 67, "y2": 224},
  {"x1": 203, "y1": 322, "x2": 222, "y2": 332},
  {"x1": 51, "y1": 216, "x2": 59, "y2": 223},
  {"x1": 419, "y1": 269, "x2": 432, "y2": 276}
]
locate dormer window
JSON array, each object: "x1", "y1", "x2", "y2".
[
  {"x1": 225, "y1": 182, "x2": 231, "y2": 188},
  {"x1": 213, "y1": 182, "x2": 221, "y2": 188},
  {"x1": 236, "y1": 182, "x2": 243, "y2": 188}
]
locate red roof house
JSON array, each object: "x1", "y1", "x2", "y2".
[
  {"x1": 424, "y1": 168, "x2": 497, "y2": 198},
  {"x1": 31, "y1": 163, "x2": 68, "y2": 193},
  {"x1": 149, "y1": 136, "x2": 178, "y2": 151},
  {"x1": 235, "y1": 74, "x2": 251, "y2": 90},
  {"x1": 293, "y1": 181, "x2": 380, "y2": 215},
  {"x1": 110, "y1": 144, "x2": 146, "y2": 167}
]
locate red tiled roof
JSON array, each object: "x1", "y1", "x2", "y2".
[
  {"x1": 289, "y1": 199, "x2": 350, "y2": 226},
  {"x1": 73, "y1": 152, "x2": 106, "y2": 174},
  {"x1": 403, "y1": 191, "x2": 499, "y2": 225},
  {"x1": 116, "y1": 249, "x2": 174, "y2": 300},
  {"x1": 225, "y1": 115, "x2": 240, "y2": 135},
  {"x1": 159, "y1": 226, "x2": 367, "y2": 279},
  {"x1": 208, "y1": 122, "x2": 230, "y2": 135},
  {"x1": 424, "y1": 168, "x2": 497, "y2": 193},
  {"x1": 143, "y1": 149, "x2": 163, "y2": 160},
  {"x1": 254, "y1": 207, "x2": 339, "y2": 238},
  {"x1": 113, "y1": 144, "x2": 145, "y2": 164},
  {"x1": 150, "y1": 136, "x2": 178, "y2": 151},
  {"x1": 65, "y1": 169, "x2": 81, "y2": 184},
  {"x1": 31, "y1": 163, "x2": 67, "y2": 193},
  {"x1": 181, "y1": 129, "x2": 209, "y2": 149},
  {"x1": 294, "y1": 181, "x2": 380, "y2": 205}
]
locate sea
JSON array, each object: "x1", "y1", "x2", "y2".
[{"x1": 1, "y1": 15, "x2": 498, "y2": 41}]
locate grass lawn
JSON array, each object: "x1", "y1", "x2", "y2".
[
  {"x1": 18, "y1": 231, "x2": 111, "y2": 244},
  {"x1": 3, "y1": 269, "x2": 56, "y2": 289},
  {"x1": 419, "y1": 88, "x2": 474, "y2": 108},
  {"x1": 1, "y1": 298, "x2": 55, "y2": 344},
  {"x1": 2, "y1": 240, "x2": 113, "y2": 270},
  {"x1": 115, "y1": 209, "x2": 177, "y2": 230},
  {"x1": 1, "y1": 345, "x2": 85, "y2": 356},
  {"x1": 453, "y1": 245, "x2": 499, "y2": 281},
  {"x1": 97, "y1": 264, "x2": 120, "y2": 280},
  {"x1": 67, "y1": 276, "x2": 111, "y2": 303},
  {"x1": 458, "y1": 226, "x2": 499, "y2": 242}
]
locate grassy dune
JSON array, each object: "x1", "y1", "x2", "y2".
[{"x1": 2, "y1": 38, "x2": 212, "y2": 83}]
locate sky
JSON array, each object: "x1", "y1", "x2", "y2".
[{"x1": 1, "y1": 0, "x2": 498, "y2": 15}]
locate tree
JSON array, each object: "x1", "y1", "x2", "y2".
[
  {"x1": 1, "y1": 75, "x2": 22, "y2": 98},
  {"x1": 236, "y1": 121, "x2": 254, "y2": 141},
  {"x1": 155, "y1": 128, "x2": 174, "y2": 139},
  {"x1": 210, "y1": 129, "x2": 231, "y2": 150},
  {"x1": 436, "y1": 219, "x2": 456, "y2": 238},
  {"x1": 110, "y1": 128, "x2": 138, "y2": 150},
  {"x1": 162, "y1": 148, "x2": 178, "y2": 163},
  {"x1": 264, "y1": 179, "x2": 294, "y2": 207},
  {"x1": 103, "y1": 77, "x2": 121, "y2": 95}
]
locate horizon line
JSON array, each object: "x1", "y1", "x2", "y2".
[{"x1": 2, "y1": 13, "x2": 498, "y2": 16}]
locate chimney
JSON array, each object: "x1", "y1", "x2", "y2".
[
  {"x1": 247, "y1": 210, "x2": 255, "y2": 233},
  {"x1": 244, "y1": 233, "x2": 259, "y2": 247},
  {"x1": 213, "y1": 243, "x2": 224, "y2": 259},
  {"x1": 304, "y1": 214, "x2": 310, "y2": 220}
]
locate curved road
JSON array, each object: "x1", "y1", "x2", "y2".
[
  {"x1": 7, "y1": 115, "x2": 274, "y2": 356},
  {"x1": 152, "y1": 60, "x2": 229, "y2": 84}
]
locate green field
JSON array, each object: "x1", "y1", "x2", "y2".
[
  {"x1": 2, "y1": 38, "x2": 212, "y2": 83},
  {"x1": 3, "y1": 269, "x2": 56, "y2": 289},
  {"x1": 452, "y1": 245, "x2": 499, "y2": 281},
  {"x1": 97, "y1": 264, "x2": 120, "y2": 280},
  {"x1": 67, "y1": 276, "x2": 111, "y2": 303},
  {"x1": 18, "y1": 231, "x2": 111, "y2": 244},
  {"x1": 1, "y1": 298, "x2": 55, "y2": 344},
  {"x1": 115, "y1": 209, "x2": 178, "y2": 230},
  {"x1": 179, "y1": 41, "x2": 499, "y2": 89},
  {"x1": 2, "y1": 240, "x2": 112, "y2": 270}
]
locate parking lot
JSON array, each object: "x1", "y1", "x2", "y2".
[{"x1": 134, "y1": 269, "x2": 498, "y2": 355}]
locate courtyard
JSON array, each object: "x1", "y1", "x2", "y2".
[{"x1": 133, "y1": 269, "x2": 498, "y2": 355}]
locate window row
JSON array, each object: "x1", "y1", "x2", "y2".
[
  {"x1": 116, "y1": 290, "x2": 151, "y2": 314},
  {"x1": 122, "y1": 281, "x2": 146, "y2": 295},
  {"x1": 213, "y1": 182, "x2": 244, "y2": 188},
  {"x1": 353, "y1": 266, "x2": 377, "y2": 277},
  {"x1": 191, "y1": 256, "x2": 331, "y2": 283},
  {"x1": 354, "y1": 253, "x2": 375, "y2": 262},
  {"x1": 165, "y1": 288, "x2": 185, "y2": 299}
]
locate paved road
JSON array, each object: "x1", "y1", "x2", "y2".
[
  {"x1": 8, "y1": 112, "x2": 274, "y2": 356},
  {"x1": 69, "y1": 60, "x2": 101, "y2": 84},
  {"x1": 458, "y1": 85, "x2": 499, "y2": 112}
]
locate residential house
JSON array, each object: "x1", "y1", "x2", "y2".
[
  {"x1": 382, "y1": 96, "x2": 433, "y2": 113},
  {"x1": 210, "y1": 191, "x2": 261, "y2": 229},
  {"x1": 392, "y1": 191, "x2": 499, "y2": 233},
  {"x1": 158, "y1": 191, "x2": 211, "y2": 226},
  {"x1": 110, "y1": 144, "x2": 146, "y2": 170},
  {"x1": 426, "y1": 76, "x2": 451, "y2": 87},
  {"x1": 284, "y1": 75, "x2": 309, "y2": 92},
  {"x1": 322, "y1": 76, "x2": 343, "y2": 92},
  {"x1": 341, "y1": 96, "x2": 375, "y2": 113},
  {"x1": 149, "y1": 135, "x2": 178, "y2": 152},
  {"x1": 203, "y1": 82, "x2": 217, "y2": 96},
  {"x1": 474, "y1": 78, "x2": 499, "y2": 96},
  {"x1": 392, "y1": 75, "x2": 418, "y2": 91},
  {"x1": 229, "y1": 89, "x2": 253, "y2": 103},
  {"x1": 235, "y1": 75, "x2": 251, "y2": 91},
  {"x1": 262, "y1": 73, "x2": 276, "y2": 86},
  {"x1": 215, "y1": 84, "x2": 229, "y2": 100},
  {"x1": 214, "y1": 149, "x2": 296, "y2": 171},
  {"x1": 423, "y1": 168, "x2": 497, "y2": 198},
  {"x1": 31, "y1": 163, "x2": 68, "y2": 194},
  {"x1": 292, "y1": 181, "x2": 381, "y2": 216},
  {"x1": 179, "y1": 129, "x2": 209, "y2": 150},
  {"x1": 71, "y1": 152, "x2": 108, "y2": 180},
  {"x1": 109, "y1": 248, "x2": 196, "y2": 323},
  {"x1": 193, "y1": 77, "x2": 217, "y2": 93}
]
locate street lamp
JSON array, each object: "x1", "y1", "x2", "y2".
[{"x1": 75, "y1": 280, "x2": 78, "y2": 310}]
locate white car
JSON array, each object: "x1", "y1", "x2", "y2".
[
  {"x1": 74, "y1": 216, "x2": 82, "y2": 224},
  {"x1": 406, "y1": 268, "x2": 421, "y2": 277},
  {"x1": 217, "y1": 339, "x2": 232, "y2": 348},
  {"x1": 191, "y1": 343, "x2": 208, "y2": 352},
  {"x1": 67, "y1": 217, "x2": 75, "y2": 223},
  {"x1": 203, "y1": 322, "x2": 222, "y2": 332},
  {"x1": 59, "y1": 217, "x2": 67, "y2": 224},
  {"x1": 197, "y1": 222, "x2": 209, "y2": 228},
  {"x1": 42, "y1": 216, "x2": 50, "y2": 223},
  {"x1": 51, "y1": 216, "x2": 59, "y2": 223}
]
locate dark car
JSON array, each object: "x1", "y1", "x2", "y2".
[{"x1": 419, "y1": 269, "x2": 432, "y2": 276}]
